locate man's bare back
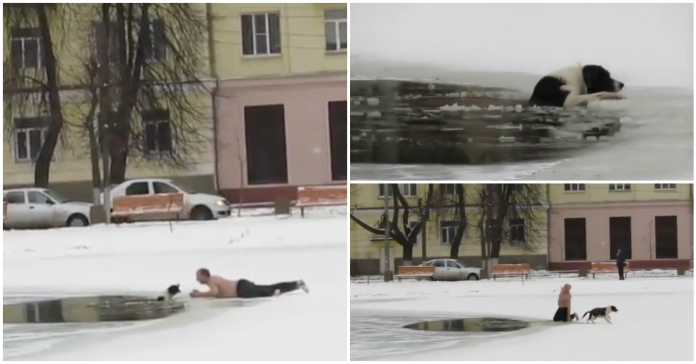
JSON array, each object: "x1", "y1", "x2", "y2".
[{"x1": 205, "y1": 275, "x2": 238, "y2": 298}]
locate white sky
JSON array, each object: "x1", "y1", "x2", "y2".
[{"x1": 351, "y1": 3, "x2": 694, "y2": 90}]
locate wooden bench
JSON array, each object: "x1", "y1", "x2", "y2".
[
  {"x1": 395, "y1": 266, "x2": 436, "y2": 282},
  {"x1": 590, "y1": 261, "x2": 630, "y2": 278},
  {"x1": 111, "y1": 194, "x2": 185, "y2": 223},
  {"x1": 296, "y1": 186, "x2": 347, "y2": 217},
  {"x1": 3, "y1": 201, "x2": 7, "y2": 220},
  {"x1": 491, "y1": 264, "x2": 531, "y2": 280},
  {"x1": 689, "y1": 260, "x2": 694, "y2": 270}
]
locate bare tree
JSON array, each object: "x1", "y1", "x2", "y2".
[
  {"x1": 475, "y1": 184, "x2": 547, "y2": 275},
  {"x1": 351, "y1": 184, "x2": 435, "y2": 266},
  {"x1": 3, "y1": 4, "x2": 68, "y2": 186},
  {"x1": 429, "y1": 184, "x2": 468, "y2": 258}
]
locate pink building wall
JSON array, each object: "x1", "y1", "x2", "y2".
[
  {"x1": 215, "y1": 73, "x2": 346, "y2": 203},
  {"x1": 548, "y1": 201, "x2": 693, "y2": 270}
]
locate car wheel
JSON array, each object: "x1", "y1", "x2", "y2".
[
  {"x1": 467, "y1": 273, "x2": 479, "y2": 281},
  {"x1": 67, "y1": 214, "x2": 89, "y2": 227},
  {"x1": 190, "y1": 205, "x2": 213, "y2": 221}
]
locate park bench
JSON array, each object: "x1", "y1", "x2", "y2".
[
  {"x1": 296, "y1": 186, "x2": 347, "y2": 217},
  {"x1": 395, "y1": 266, "x2": 436, "y2": 282},
  {"x1": 589, "y1": 261, "x2": 630, "y2": 279},
  {"x1": 491, "y1": 263, "x2": 531, "y2": 280},
  {"x1": 3, "y1": 201, "x2": 7, "y2": 220},
  {"x1": 110, "y1": 193, "x2": 185, "y2": 224}
]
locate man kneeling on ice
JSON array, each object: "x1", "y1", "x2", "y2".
[{"x1": 189, "y1": 268, "x2": 309, "y2": 299}]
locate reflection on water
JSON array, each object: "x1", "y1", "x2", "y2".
[
  {"x1": 403, "y1": 317, "x2": 530, "y2": 333},
  {"x1": 350, "y1": 79, "x2": 623, "y2": 165}
]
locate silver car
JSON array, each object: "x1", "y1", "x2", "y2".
[
  {"x1": 421, "y1": 259, "x2": 481, "y2": 281},
  {"x1": 3, "y1": 188, "x2": 92, "y2": 229}
]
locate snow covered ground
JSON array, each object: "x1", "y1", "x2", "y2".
[
  {"x1": 3, "y1": 207, "x2": 347, "y2": 361},
  {"x1": 351, "y1": 277, "x2": 694, "y2": 361}
]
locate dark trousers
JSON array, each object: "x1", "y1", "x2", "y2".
[
  {"x1": 553, "y1": 307, "x2": 578, "y2": 322},
  {"x1": 617, "y1": 263, "x2": 625, "y2": 280},
  {"x1": 237, "y1": 279, "x2": 299, "y2": 299}
]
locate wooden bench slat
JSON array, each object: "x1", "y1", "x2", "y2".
[
  {"x1": 111, "y1": 194, "x2": 185, "y2": 218},
  {"x1": 491, "y1": 264, "x2": 531, "y2": 280}
]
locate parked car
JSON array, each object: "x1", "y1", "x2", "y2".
[
  {"x1": 420, "y1": 259, "x2": 481, "y2": 281},
  {"x1": 3, "y1": 188, "x2": 92, "y2": 229},
  {"x1": 102, "y1": 178, "x2": 232, "y2": 221}
]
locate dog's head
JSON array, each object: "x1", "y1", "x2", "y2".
[
  {"x1": 609, "y1": 305, "x2": 619, "y2": 313},
  {"x1": 582, "y1": 65, "x2": 624, "y2": 94},
  {"x1": 166, "y1": 284, "x2": 181, "y2": 297}
]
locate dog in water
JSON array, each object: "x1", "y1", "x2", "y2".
[
  {"x1": 528, "y1": 64, "x2": 625, "y2": 109},
  {"x1": 582, "y1": 305, "x2": 619, "y2": 324},
  {"x1": 156, "y1": 284, "x2": 181, "y2": 302}
]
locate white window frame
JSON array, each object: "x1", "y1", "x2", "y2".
[
  {"x1": 324, "y1": 9, "x2": 347, "y2": 52},
  {"x1": 13, "y1": 116, "x2": 49, "y2": 163},
  {"x1": 439, "y1": 220, "x2": 461, "y2": 245},
  {"x1": 402, "y1": 184, "x2": 418, "y2": 197},
  {"x1": 142, "y1": 110, "x2": 172, "y2": 155},
  {"x1": 11, "y1": 29, "x2": 42, "y2": 69},
  {"x1": 608, "y1": 184, "x2": 631, "y2": 192},
  {"x1": 510, "y1": 218, "x2": 525, "y2": 244},
  {"x1": 243, "y1": 13, "x2": 280, "y2": 57},
  {"x1": 654, "y1": 184, "x2": 677, "y2": 190},
  {"x1": 564, "y1": 184, "x2": 585, "y2": 192},
  {"x1": 378, "y1": 184, "x2": 393, "y2": 199}
]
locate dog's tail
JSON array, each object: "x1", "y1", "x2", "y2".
[{"x1": 582, "y1": 311, "x2": 590, "y2": 318}]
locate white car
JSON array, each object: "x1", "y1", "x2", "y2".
[
  {"x1": 421, "y1": 259, "x2": 481, "y2": 281},
  {"x1": 102, "y1": 178, "x2": 232, "y2": 221},
  {"x1": 3, "y1": 188, "x2": 92, "y2": 229}
]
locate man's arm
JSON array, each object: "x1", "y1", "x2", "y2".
[{"x1": 191, "y1": 283, "x2": 220, "y2": 298}]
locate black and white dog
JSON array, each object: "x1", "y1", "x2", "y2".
[
  {"x1": 582, "y1": 305, "x2": 619, "y2": 324},
  {"x1": 156, "y1": 284, "x2": 181, "y2": 302},
  {"x1": 529, "y1": 64, "x2": 625, "y2": 109}
]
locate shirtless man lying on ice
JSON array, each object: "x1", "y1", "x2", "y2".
[{"x1": 189, "y1": 268, "x2": 309, "y2": 299}]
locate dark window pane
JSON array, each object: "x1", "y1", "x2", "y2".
[
  {"x1": 153, "y1": 182, "x2": 177, "y2": 194},
  {"x1": 339, "y1": 21, "x2": 347, "y2": 49},
  {"x1": 145, "y1": 123, "x2": 157, "y2": 153},
  {"x1": 11, "y1": 39, "x2": 23, "y2": 69},
  {"x1": 244, "y1": 104, "x2": 288, "y2": 185},
  {"x1": 24, "y1": 38, "x2": 39, "y2": 68},
  {"x1": 125, "y1": 182, "x2": 149, "y2": 195},
  {"x1": 29, "y1": 129, "x2": 43, "y2": 159},
  {"x1": 254, "y1": 14, "x2": 267, "y2": 34},
  {"x1": 328, "y1": 101, "x2": 347, "y2": 181},
  {"x1": 157, "y1": 122, "x2": 172, "y2": 152},
  {"x1": 241, "y1": 15, "x2": 254, "y2": 55},
  {"x1": 15, "y1": 131, "x2": 28, "y2": 160},
  {"x1": 151, "y1": 19, "x2": 166, "y2": 60},
  {"x1": 325, "y1": 22, "x2": 337, "y2": 51},
  {"x1": 255, "y1": 34, "x2": 268, "y2": 54},
  {"x1": 4, "y1": 191, "x2": 26, "y2": 204},
  {"x1": 268, "y1": 13, "x2": 281, "y2": 54}
]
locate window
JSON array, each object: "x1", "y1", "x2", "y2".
[
  {"x1": 324, "y1": 9, "x2": 347, "y2": 52},
  {"x1": 564, "y1": 184, "x2": 585, "y2": 192},
  {"x1": 153, "y1": 182, "x2": 178, "y2": 194},
  {"x1": 27, "y1": 191, "x2": 53, "y2": 205},
  {"x1": 403, "y1": 184, "x2": 418, "y2": 197},
  {"x1": 244, "y1": 104, "x2": 288, "y2": 185},
  {"x1": 378, "y1": 184, "x2": 394, "y2": 198},
  {"x1": 440, "y1": 184, "x2": 457, "y2": 195},
  {"x1": 446, "y1": 260, "x2": 459, "y2": 268},
  {"x1": 511, "y1": 184, "x2": 524, "y2": 192},
  {"x1": 125, "y1": 182, "x2": 150, "y2": 196},
  {"x1": 655, "y1": 184, "x2": 676, "y2": 190},
  {"x1": 509, "y1": 218, "x2": 525, "y2": 243},
  {"x1": 440, "y1": 220, "x2": 461, "y2": 245},
  {"x1": 432, "y1": 260, "x2": 445, "y2": 268},
  {"x1": 13, "y1": 116, "x2": 50, "y2": 162},
  {"x1": 11, "y1": 27, "x2": 41, "y2": 69},
  {"x1": 328, "y1": 101, "x2": 347, "y2": 181},
  {"x1": 142, "y1": 109, "x2": 172, "y2": 155},
  {"x1": 655, "y1": 216, "x2": 678, "y2": 259},
  {"x1": 145, "y1": 19, "x2": 167, "y2": 62},
  {"x1": 609, "y1": 217, "x2": 632, "y2": 260},
  {"x1": 92, "y1": 21, "x2": 121, "y2": 63},
  {"x1": 609, "y1": 184, "x2": 631, "y2": 191},
  {"x1": 4, "y1": 192, "x2": 26, "y2": 204},
  {"x1": 241, "y1": 13, "x2": 281, "y2": 56},
  {"x1": 564, "y1": 218, "x2": 587, "y2": 261}
]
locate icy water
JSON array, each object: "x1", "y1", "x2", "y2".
[{"x1": 349, "y1": 65, "x2": 693, "y2": 180}]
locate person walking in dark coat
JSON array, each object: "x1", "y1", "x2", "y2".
[{"x1": 616, "y1": 248, "x2": 627, "y2": 280}]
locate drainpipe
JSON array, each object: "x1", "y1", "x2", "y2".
[{"x1": 206, "y1": 4, "x2": 221, "y2": 194}]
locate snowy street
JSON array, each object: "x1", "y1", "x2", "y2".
[
  {"x1": 350, "y1": 277, "x2": 694, "y2": 361},
  {"x1": 3, "y1": 207, "x2": 347, "y2": 361}
]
